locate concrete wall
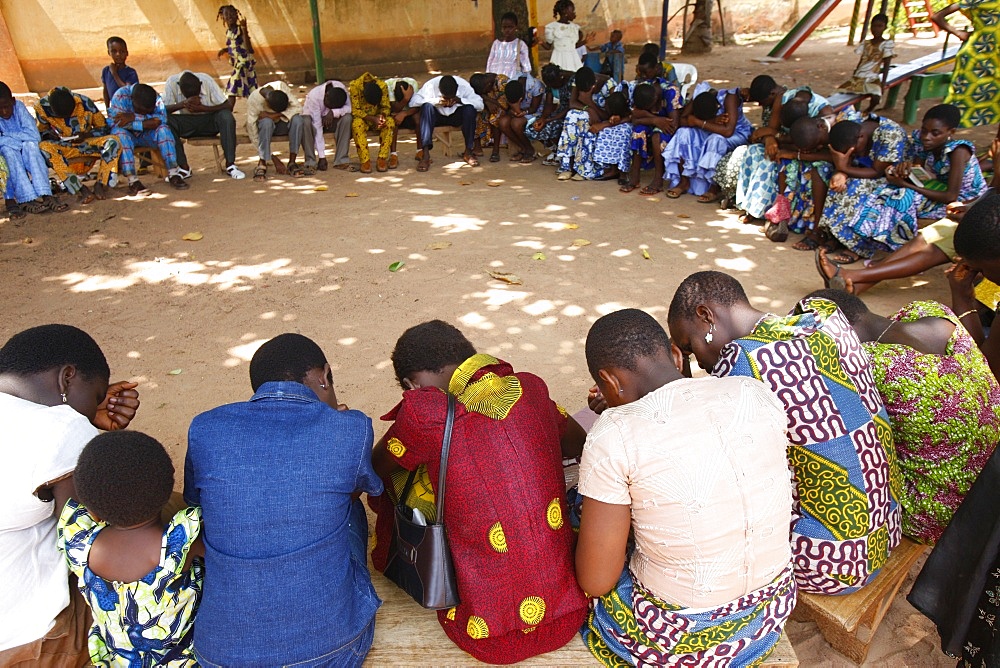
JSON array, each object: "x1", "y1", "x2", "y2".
[{"x1": 1, "y1": 0, "x2": 858, "y2": 93}]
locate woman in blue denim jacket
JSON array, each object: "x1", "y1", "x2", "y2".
[{"x1": 184, "y1": 333, "x2": 383, "y2": 668}]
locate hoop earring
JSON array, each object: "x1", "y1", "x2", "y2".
[
  {"x1": 704, "y1": 323, "x2": 716, "y2": 344},
  {"x1": 60, "y1": 392, "x2": 68, "y2": 404}
]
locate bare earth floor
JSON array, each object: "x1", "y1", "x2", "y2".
[{"x1": 3, "y1": 28, "x2": 990, "y2": 666}]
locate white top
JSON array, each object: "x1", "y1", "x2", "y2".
[
  {"x1": 579, "y1": 375, "x2": 794, "y2": 608},
  {"x1": 486, "y1": 38, "x2": 532, "y2": 79},
  {"x1": 162, "y1": 71, "x2": 229, "y2": 113},
  {"x1": 303, "y1": 80, "x2": 351, "y2": 158},
  {"x1": 545, "y1": 21, "x2": 583, "y2": 71},
  {"x1": 409, "y1": 76, "x2": 484, "y2": 116},
  {"x1": 245, "y1": 81, "x2": 304, "y2": 149},
  {"x1": 0, "y1": 393, "x2": 99, "y2": 651},
  {"x1": 385, "y1": 77, "x2": 419, "y2": 103}
]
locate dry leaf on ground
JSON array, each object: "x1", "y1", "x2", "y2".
[
  {"x1": 426, "y1": 242, "x2": 452, "y2": 250},
  {"x1": 571, "y1": 239, "x2": 591, "y2": 248},
  {"x1": 532, "y1": 252, "x2": 546, "y2": 260},
  {"x1": 488, "y1": 270, "x2": 523, "y2": 285},
  {"x1": 181, "y1": 232, "x2": 203, "y2": 241},
  {"x1": 345, "y1": 192, "x2": 359, "y2": 197},
  {"x1": 314, "y1": 185, "x2": 328, "y2": 191},
  {"x1": 642, "y1": 249, "x2": 652, "y2": 260}
]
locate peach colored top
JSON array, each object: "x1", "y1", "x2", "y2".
[{"x1": 578, "y1": 375, "x2": 794, "y2": 608}]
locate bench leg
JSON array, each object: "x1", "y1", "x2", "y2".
[
  {"x1": 434, "y1": 129, "x2": 452, "y2": 157},
  {"x1": 903, "y1": 80, "x2": 921, "y2": 126},
  {"x1": 884, "y1": 85, "x2": 900, "y2": 110},
  {"x1": 213, "y1": 144, "x2": 225, "y2": 174}
]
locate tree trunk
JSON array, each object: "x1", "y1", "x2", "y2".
[{"x1": 682, "y1": 0, "x2": 714, "y2": 54}]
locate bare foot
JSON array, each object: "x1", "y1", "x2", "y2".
[
  {"x1": 272, "y1": 156, "x2": 288, "y2": 175},
  {"x1": 79, "y1": 186, "x2": 97, "y2": 204},
  {"x1": 94, "y1": 183, "x2": 108, "y2": 200}
]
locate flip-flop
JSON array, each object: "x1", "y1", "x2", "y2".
[
  {"x1": 519, "y1": 153, "x2": 538, "y2": 164},
  {"x1": 697, "y1": 192, "x2": 722, "y2": 204},
  {"x1": 828, "y1": 249, "x2": 861, "y2": 264},
  {"x1": 619, "y1": 183, "x2": 638, "y2": 193},
  {"x1": 665, "y1": 188, "x2": 683, "y2": 199},
  {"x1": 792, "y1": 236, "x2": 820, "y2": 251},
  {"x1": 815, "y1": 249, "x2": 840, "y2": 288},
  {"x1": 640, "y1": 185, "x2": 663, "y2": 196}
]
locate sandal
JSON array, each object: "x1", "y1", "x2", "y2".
[
  {"x1": 640, "y1": 184, "x2": 663, "y2": 196},
  {"x1": 288, "y1": 163, "x2": 305, "y2": 178},
  {"x1": 828, "y1": 249, "x2": 861, "y2": 265},
  {"x1": 619, "y1": 183, "x2": 639, "y2": 193},
  {"x1": 665, "y1": 187, "x2": 683, "y2": 199},
  {"x1": 23, "y1": 199, "x2": 49, "y2": 214},
  {"x1": 792, "y1": 236, "x2": 820, "y2": 251},
  {"x1": 764, "y1": 220, "x2": 789, "y2": 242},
  {"x1": 168, "y1": 174, "x2": 189, "y2": 190},
  {"x1": 302, "y1": 165, "x2": 317, "y2": 176},
  {"x1": 5, "y1": 200, "x2": 26, "y2": 220},
  {"x1": 417, "y1": 157, "x2": 431, "y2": 172},
  {"x1": 519, "y1": 153, "x2": 538, "y2": 164},
  {"x1": 45, "y1": 196, "x2": 69, "y2": 212},
  {"x1": 489, "y1": 153, "x2": 501, "y2": 162},
  {"x1": 698, "y1": 191, "x2": 722, "y2": 204},
  {"x1": 253, "y1": 165, "x2": 267, "y2": 182},
  {"x1": 128, "y1": 180, "x2": 151, "y2": 196},
  {"x1": 509, "y1": 151, "x2": 524, "y2": 162},
  {"x1": 815, "y1": 249, "x2": 849, "y2": 290},
  {"x1": 463, "y1": 153, "x2": 480, "y2": 167}
]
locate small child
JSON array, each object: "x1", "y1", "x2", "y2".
[
  {"x1": 556, "y1": 66, "x2": 606, "y2": 180},
  {"x1": 487, "y1": 12, "x2": 532, "y2": 80},
  {"x1": 640, "y1": 42, "x2": 678, "y2": 85},
  {"x1": 101, "y1": 37, "x2": 138, "y2": 108},
  {"x1": 58, "y1": 430, "x2": 204, "y2": 666},
  {"x1": 622, "y1": 82, "x2": 677, "y2": 195},
  {"x1": 838, "y1": 14, "x2": 894, "y2": 113},
  {"x1": 600, "y1": 29, "x2": 626, "y2": 82},
  {"x1": 587, "y1": 91, "x2": 633, "y2": 181},
  {"x1": 216, "y1": 4, "x2": 258, "y2": 102},
  {"x1": 545, "y1": 1, "x2": 593, "y2": 72}
]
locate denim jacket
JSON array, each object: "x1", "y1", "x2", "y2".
[{"x1": 184, "y1": 381, "x2": 383, "y2": 667}]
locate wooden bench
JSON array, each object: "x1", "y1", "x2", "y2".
[
  {"x1": 791, "y1": 537, "x2": 926, "y2": 664},
  {"x1": 366, "y1": 569, "x2": 798, "y2": 666},
  {"x1": 185, "y1": 128, "x2": 454, "y2": 174},
  {"x1": 65, "y1": 145, "x2": 168, "y2": 180}
]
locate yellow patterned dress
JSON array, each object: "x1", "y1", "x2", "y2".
[
  {"x1": 714, "y1": 297, "x2": 902, "y2": 595},
  {"x1": 944, "y1": 0, "x2": 1000, "y2": 127},
  {"x1": 369, "y1": 354, "x2": 588, "y2": 664}
]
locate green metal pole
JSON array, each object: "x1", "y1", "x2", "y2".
[{"x1": 310, "y1": 0, "x2": 324, "y2": 84}]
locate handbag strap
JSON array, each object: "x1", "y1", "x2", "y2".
[
  {"x1": 435, "y1": 393, "x2": 457, "y2": 523},
  {"x1": 396, "y1": 393, "x2": 457, "y2": 527}
]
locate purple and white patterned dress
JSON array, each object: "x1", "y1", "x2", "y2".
[{"x1": 714, "y1": 297, "x2": 902, "y2": 595}]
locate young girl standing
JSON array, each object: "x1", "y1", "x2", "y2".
[
  {"x1": 487, "y1": 12, "x2": 532, "y2": 79},
  {"x1": 58, "y1": 430, "x2": 204, "y2": 666},
  {"x1": 544, "y1": 1, "x2": 593, "y2": 73},
  {"x1": 217, "y1": 4, "x2": 258, "y2": 102}
]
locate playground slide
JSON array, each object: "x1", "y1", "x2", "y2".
[{"x1": 766, "y1": 0, "x2": 845, "y2": 59}]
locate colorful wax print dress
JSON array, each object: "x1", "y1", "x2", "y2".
[
  {"x1": 907, "y1": 133, "x2": 988, "y2": 219},
  {"x1": 224, "y1": 25, "x2": 257, "y2": 98},
  {"x1": 57, "y1": 501, "x2": 204, "y2": 667},
  {"x1": 944, "y1": 0, "x2": 1000, "y2": 127},
  {"x1": 864, "y1": 301, "x2": 1000, "y2": 544},
  {"x1": 714, "y1": 297, "x2": 902, "y2": 595},
  {"x1": 839, "y1": 39, "x2": 896, "y2": 96}
]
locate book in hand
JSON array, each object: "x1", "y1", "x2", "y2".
[{"x1": 909, "y1": 165, "x2": 932, "y2": 188}]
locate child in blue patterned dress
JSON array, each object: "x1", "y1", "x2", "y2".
[
  {"x1": 58, "y1": 430, "x2": 204, "y2": 667},
  {"x1": 216, "y1": 5, "x2": 258, "y2": 103}
]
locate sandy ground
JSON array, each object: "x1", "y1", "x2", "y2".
[{"x1": 3, "y1": 27, "x2": 991, "y2": 666}]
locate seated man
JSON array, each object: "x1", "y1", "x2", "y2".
[
  {"x1": 386, "y1": 77, "x2": 421, "y2": 160},
  {"x1": 35, "y1": 87, "x2": 121, "y2": 204},
  {"x1": 348, "y1": 72, "x2": 395, "y2": 173},
  {"x1": 302, "y1": 79, "x2": 351, "y2": 172},
  {"x1": 0, "y1": 81, "x2": 68, "y2": 218},
  {"x1": 668, "y1": 271, "x2": 901, "y2": 596},
  {"x1": 184, "y1": 333, "x2": 382, "y2": 666},
  {"x1": 163, "y1": 71, "x2": 245, "y2": 180},
  {"x1": 108, "y1": 83, "x2": 189, "y2": 194},
  {"x1": 410, "y1": 74, "x2": 484, "y2": 171},
  {"x1": 578, "y1": 309, "x2": 795, "y2": 665},
  {"x1": 246, "y1": 81, "x2": 315, "y2": 180}
]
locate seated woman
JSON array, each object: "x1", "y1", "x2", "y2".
[
  {"x1": 811, "y1": 289, "x2": 1000, "y2": 544},
  {"x1": 667, "y1": 271, "x2": 901, "y2": 595},
  {"x1": 816, "y1": 185, "x2": 996, "y2": 294},
  {"x1": 735, "y1": 76, "x2": 834, "y2": 227},
  {"x1": 554, "y1": 66, "x2": 611, "y2": 180},
  {"x1": 582, "y1": 91, "x2": 632, "y2": 182},
  {"x1": 59, "y1": 430, "x2": 204, "y2": 665},
  {"x1": 816, "y1": 117, "x2": 910, "y2": 263},
  {"x1": 662, "y1": 85, "x2": 752, "y2": 201},
  {"x1": 879, "y1": 104, "x2": 988, "y2": 243},
  {"x1": 577, "y1": 309, "x2": 795, "y2": 666},
  {"x1": 370, "y1": 320, "x2": 588, "y2": 664},
  {"x1": 522, "y1": 64, "x2": 576, "y2": 166},
  {"x1": 0, "y1": 324, "x2": 139, "y2": 665}
]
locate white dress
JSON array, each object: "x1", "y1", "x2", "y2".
[{"x1": 545, "y1": 21, "x2": 583, "y2": 71}]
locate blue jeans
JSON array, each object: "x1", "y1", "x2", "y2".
[
  {"x1": 418, "y1": 102, "x2": 477, "y2": 154},
  {"x1": 194, "y1": 499, "x2": 375, "y2": 668}
]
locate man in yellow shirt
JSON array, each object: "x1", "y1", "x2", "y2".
[{"x1": 348, "y1": 72, "x2": 395, "y2": 173}]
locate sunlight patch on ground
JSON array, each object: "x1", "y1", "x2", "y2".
[
  {"x1": 458, "y1": 311, "x2": 495, "y2": 330},
  {"x1": 470, "y1": 288, "x2": 531, "y2": 309},
  {"x1": 169, "y1": 200, "x2": 201, "y2": 208},
  {"x1": 715, "y1": 257, "x2": 757, "y2": 272},
  {"x1": 51, "y1": 257, "x2": 294, "y2": 293},
  {"x1": 224, "y1": 338, "x2": 268, "y2": 367},
  {"x1": 595, "y1": 302, "x2": 626, "y2": 315},
  {"x1": 413, "y1": 213, "x2": 486, "y2": 234},
  {"x1": 407, "y1": 188, "x2": 443, "y2": 195}
]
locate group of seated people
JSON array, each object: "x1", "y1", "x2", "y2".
[{"x1": 7, "y1": 192, "x2": 1000, "y2": 666}]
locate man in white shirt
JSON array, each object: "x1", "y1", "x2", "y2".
[
  {"x1": 410, "y1": 75, "x2": 483, "y2": 171},
  {"x1": 302, "y1": 80, "x2": 352, "y2": 172},
  {"x1": 163, "y1": 71, "x2": 245, "y2": 180},
  {"x1": 245, "y1": 81, "x2": 315, "y2": 180}
]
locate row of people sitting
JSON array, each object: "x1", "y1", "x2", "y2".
[{"x1": 7, "y1": 195, "x2": 1000, "y2": 665}]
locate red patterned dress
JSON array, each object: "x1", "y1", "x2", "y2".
[{"x1": 369, "y1": 354, "x2": 587, "y2": 664}]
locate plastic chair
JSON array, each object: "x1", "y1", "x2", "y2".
[{"x1": 672, "y1": 63, "x2": 699, "y2": 102}]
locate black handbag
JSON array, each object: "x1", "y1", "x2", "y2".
[{"x1": 384, "y1": 393, "x2": 460, "y2": 610}]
